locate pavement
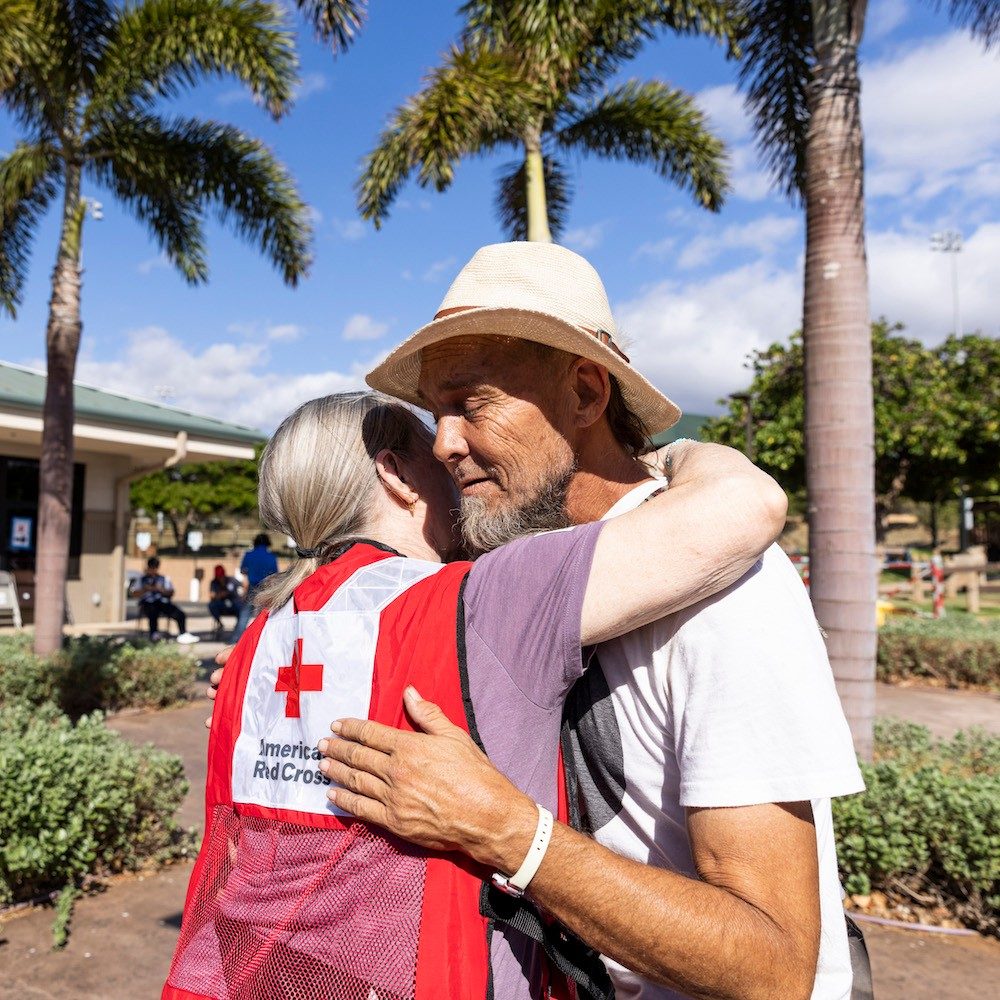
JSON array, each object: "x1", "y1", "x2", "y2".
[
  {"x1": 1, "y1": 659, "x2": 998, "y2": 998},
  {"x1": 876, "y1": 681, "x2": 1000, "y2": 738}
]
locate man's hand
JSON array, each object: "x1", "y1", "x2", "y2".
[
  {"x1": 318, "y1": 687, "x2": 536, "y2": 862},
  {"x1": 204, "y1": 646, "x2": 233, "y2": 729}
]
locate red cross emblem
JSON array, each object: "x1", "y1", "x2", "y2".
[{"x1": 275, "y1": 638, "x2": 324, "y2": 718}]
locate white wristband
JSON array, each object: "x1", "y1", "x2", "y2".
[{"x1": 491, "y1": 804, "x2": 553, "y2": 898}]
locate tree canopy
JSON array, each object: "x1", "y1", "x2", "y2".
[
  {"x1": 705, "y1": 322, "x2": 1000, "y2": 528},
  {"x1": 130, "y1": 456, "x2": 260, "y2": 552}
]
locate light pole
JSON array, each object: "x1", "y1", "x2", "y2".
[{"x1": 930, "y1": 230, "x2": 963, "y2": 336}]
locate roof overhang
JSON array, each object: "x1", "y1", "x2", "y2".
[{"x1": 0, "y1": 405, "x2": 256, "y2": 466}]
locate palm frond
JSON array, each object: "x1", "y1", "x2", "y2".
[
  {"x1": 586, "y1": 0, "x2": 742, "y2": 59},
  {"x1": 0, "y1": 140, "x2": 59, "y2": 317},
  {"x1": 0, "y1": 0, "x2": 40, "y2": 90},
  {"x1": 58, "y1": 0, "x2": 116, "y2": 87},
  {"x1": 1, "y1": 0, "x2": 72, "y2": 136},
  {"x1": 91, "y1": 0, "x2": 298, "y2": 120},
  {"x1": 87, "y1": 114, "x2": 311, "y2": 286},
  {"x1": 559, "y1": 79, "x2": 729, "y2": 211},
  {"x1": 494, "y1": 154, "x2": 572, "y2": 240},
  {"x1": 461, "y1": 1, "x2": 740, "y2": 96},
  {"x1": 938, "y1": 0, "x2": 1000, "y2": 47},
  {"x1": 293, "y1": 0, "x2": 367, "y2": 52},
  {"x1": 734, "y1": 0, "x2": 812, "y2": 202},
  {"x1": 356, "y1": 45, "x2": 535, "y2": 227}
]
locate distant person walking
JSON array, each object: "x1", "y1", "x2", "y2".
[
  {"x1": 207, "y1": 564, "x2": 243, "y2": 637},
  {"x1": 131, "y1": 557, "x2": 199, "y2": 644},
  {"x1": 231, "y1": 533, "x2": 278, "y2": 642}
]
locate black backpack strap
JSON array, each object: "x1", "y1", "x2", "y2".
[
  {"x1": 846, "y1": 913, "x2": 874, "y2": 1000},
  {"x1": 480, "y1": 883, "x2": 616, "y2": 1000}
]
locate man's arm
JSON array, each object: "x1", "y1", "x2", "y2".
[
  {"x1": 581, "y1": 442, "x2": 787, "y2": 644},
  {"x1": 318, "y1": 692, "x2": 821, "y2": 1000}
]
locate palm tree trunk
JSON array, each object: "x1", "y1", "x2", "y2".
[
  {"x1": 523, "y1": 123, "x2": 552, "y2": 243},
  {"x1": 803, "y1": 0, "x2": 876, "y2": 759},
  {"x1": 34, "y1": 161, "x2": 84, "y2": 656}
]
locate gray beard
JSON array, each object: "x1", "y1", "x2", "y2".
[{"x1": 458, "y1": 462, "x2": 577, "y2": 556}]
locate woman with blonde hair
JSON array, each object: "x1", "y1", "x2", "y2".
[{"x1": 164, "y1": 390, "x2": 785, "y2": 1000}]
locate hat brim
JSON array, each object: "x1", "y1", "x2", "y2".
[{"x1": 365, "y1": 306, "x2": 681, "y2": 436}]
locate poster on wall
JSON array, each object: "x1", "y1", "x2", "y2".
[{"x1": 10, "y1": 516, "x2": 33, "y2": 551}]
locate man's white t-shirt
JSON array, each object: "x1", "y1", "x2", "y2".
[{"x1": 562, "y1": 479, "x2": 865, "y2": 1000}]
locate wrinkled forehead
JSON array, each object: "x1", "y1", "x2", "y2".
[{"x1": 416, "y1": 335, "x2": 565, "y2": 404}]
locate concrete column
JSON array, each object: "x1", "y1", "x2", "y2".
[{"x1": 109, "y1": 477, "x2": 130, "y2": 624}]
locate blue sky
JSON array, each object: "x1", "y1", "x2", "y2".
[{"x1": 2, "y1": 0, "x2": 997, "y2": 430}]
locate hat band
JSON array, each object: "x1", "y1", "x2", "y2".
[{"x1": 432, "y1": 306, "x2": 630, "y2": 365}]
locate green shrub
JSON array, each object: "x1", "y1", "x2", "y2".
[
  {"x1": 0, "y1": 633, "x2": 59, "y2": 707},
  {"x1": 0, "y1": 701, "x2": 193, "y2": 907},
  {"x1": 0, "y1": 634, "x2": 197, "y2": 716},
  {"x1": 834, "y1": 719, "x2": 1000, "y2": 935},
  {"x1": 877, "y1": 617, "x2": 1000, "y2": 689}
]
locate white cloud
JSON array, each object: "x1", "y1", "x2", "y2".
[
  {"x1": 677, "y1": 214, "x2": 800, "y2": 269},
  {"x1": 866, "y1": 0, "x2": 909, "y2": 41},
  {"x1": 868, "y1": 221, "x2": 1000, "y2": 340},
  {"x1": 563, "y1": 222, "x2": 607, "y2": 251},
  {"x1": 225, "y1": 320, "x2": 303, "y2": 342},
  {"x1": 136, "y1": 254, "x2": 169, "y2": 275},
  {"x1": 216, "y1": 87, "x2": 249, "y2": 107},
  {"x1": 267, "y1": 323, "x2": 302, "y2": 342},
  {"x1": 296, "y1": 73, "x2": 328, "y2": 100},
  {"x1": 862, "y1": 32, "x2": 1000, "y2": 202},
  {"x1": 333, "y1": 218, "x2": 367, "y2": 241},
  {"x1": 342, "y1": 313, "x2": 389, "y2": 342},
  {"x1": 75, "y1": 328, "x2": 368, "y2": 430},
  {"x1": 697, "y1": 84, "x2": 752, "y2": 142},
  {"x1": 422, "y1": 256, "x2": 456, "y2": 282},
  {"x1": 695, "y1": 34, "x2": 1000, "y2": 208},
  {"x1": 614, "y1": 261, "x2": 802, "y2": 413},
  {"x1": 218, "y1": 72, "x2": 328, "y2": 109},
  {"x1": 612, "y1": 217, "x2": 1000, "y2": 413},
  {"x1": 634, "y1": 236, "x2": 677, "y2": 259}
]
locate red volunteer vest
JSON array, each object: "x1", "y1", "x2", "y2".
[{"x1": 163, "y1": 542, "x2": 507, "y2": 1000}]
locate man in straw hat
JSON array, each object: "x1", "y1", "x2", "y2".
[{"x1": 322, "y1": 241, "x2": 868, "y2": 1000}]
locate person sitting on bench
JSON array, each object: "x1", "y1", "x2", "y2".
[
  {"x1": 131, "y1": 557, "x2": 198, "y2": 644},
  {"x1": 207, "y1": 564, "x2": 243, "y2": 636}
]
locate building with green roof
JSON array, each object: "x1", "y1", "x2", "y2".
[{"x1": 0, "y1": 361, "x2": 263, "y2": 626}]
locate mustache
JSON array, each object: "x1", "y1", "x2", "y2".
[{"x1": 451, "y1": 462, "x2": 502, "y2": 488}]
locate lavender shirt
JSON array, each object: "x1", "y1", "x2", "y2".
[{"x1": 462, "y1": 521, "x2": 604, "y2": 1000}]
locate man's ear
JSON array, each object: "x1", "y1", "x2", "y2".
[
  {"x1": 570, "y1": 359, "x2": 612, "y2": 429},
  {"x1": 374, "y1": 449, "x2": 419, "y2": 508}
]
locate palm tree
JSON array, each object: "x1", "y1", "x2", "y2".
[
  {"x1": 0, "y1": 0, "x2": 314, "y2": 656},
  {"x1": 737, "y1": 0, "x2": 999, "y2": 758},
  {"x1": 358, "y1": 0, "x2": 739, "y2": 241}
]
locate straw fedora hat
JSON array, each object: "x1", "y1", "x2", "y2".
[{"x1": 365, "y1": 242, "x2": 681, "y2": 435}]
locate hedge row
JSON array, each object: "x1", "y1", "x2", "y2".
[
  {"x1": 0, "y1": 634, "x2": 198, "y2": 717},
  {"x1": 833, "y1": 719, "x2": 1000, "y2": 936},
  {"x1": 877, "y1": 617, "x2": 1000, "y2": 690},
  {"x1": 0, "y1": 702, "x2": 193, "y2": 918}
]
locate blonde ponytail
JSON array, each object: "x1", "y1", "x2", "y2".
[{"x1": 253, "y1": 391, "x2": 429, "y2": 611}]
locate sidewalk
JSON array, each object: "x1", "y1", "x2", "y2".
[
  {"x1": 876, "y1": 682, "x2": 999, "y2": 738},
  {"x1": 1, "y1": 676, "x2": 998, "y2": 998}
]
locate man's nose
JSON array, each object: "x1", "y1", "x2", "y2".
[{"x1": 433, "y1": 415, "x2": 469, "y2": 467}]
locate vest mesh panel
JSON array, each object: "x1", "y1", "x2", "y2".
[{"x1": 167, "y1": 806, "x2": 426, "y2": 999}]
